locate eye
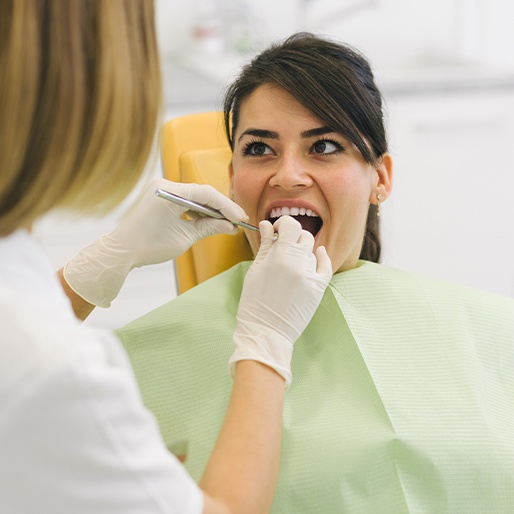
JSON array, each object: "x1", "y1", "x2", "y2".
[
  {"x1": 243, "y1": 140, "x2": 273, "y2": 156},
  {"x1": 311, "y1": 139, "x2": 343, "y2": 155}
]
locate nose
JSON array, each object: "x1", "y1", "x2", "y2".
[{"x1": 268, "y1": 154, "x2": 312, "y2": 190}]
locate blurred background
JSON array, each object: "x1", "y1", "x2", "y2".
[{"x1": 34, "y1": 0, "x2": 514, "y2": 329}]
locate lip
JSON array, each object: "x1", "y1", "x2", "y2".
[
  {"x1": 264, "y1": 199, "x2": 321, "y2": 219},
  {"x1": 262, "y1": 199, "x2": 324, "y2": 243}
]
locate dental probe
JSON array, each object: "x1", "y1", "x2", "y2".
[{"x1": 155, "y1": 188, "x2": 260, "y2": 232}]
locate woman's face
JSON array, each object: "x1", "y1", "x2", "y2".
[{"x1": 229, "y1": 84, "x2": 392, "y2": 273}]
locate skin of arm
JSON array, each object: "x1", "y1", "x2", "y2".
[
  {"x1": 201, "y1": 360, "x2": 285, "y2": 514},
  {"x1": 57, "y1": 268, "x2": 95, "y2": 321}
]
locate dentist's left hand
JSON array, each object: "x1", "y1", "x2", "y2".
[{"x1": 63, "y1": 178, "x2": 247, "y2": 308}]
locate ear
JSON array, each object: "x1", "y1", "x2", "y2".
[
  {"x1": 370, "y1": 153, "x2": 393, "y2": 204},
  {"x1": 228, "y1": 160, "x2": 235, "y2": 200}
]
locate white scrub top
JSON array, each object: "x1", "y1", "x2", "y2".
[{"x1": 0, "y1": 230, "x2": 203, "y2": 514}]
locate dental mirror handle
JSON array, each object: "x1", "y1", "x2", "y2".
[{"x1": 155, "y1": 188, "x2": 260, "y2": 232}]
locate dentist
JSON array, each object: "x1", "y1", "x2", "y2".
[{"x1": 0, "y1": 2, "x2": 332, "y2": 513}]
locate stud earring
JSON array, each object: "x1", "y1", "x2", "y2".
[{"x1": 376, "y1": 193, "x2": 382, "y2": 217}]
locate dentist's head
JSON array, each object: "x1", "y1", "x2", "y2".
[{"x1": 0, "y1": 0, "x2": 162, "y2": 236}]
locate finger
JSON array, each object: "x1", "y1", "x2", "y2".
[
  {"x1": 254, "y1": 220, "x2": 274, "y2": 262},
  {"x1": 297, "y1": 229, "x2": 315, "y2": 250},
  {"x1": 149, "y1": 180, "x2": 192, "y2": 217},
  {"x1": 192, "y1": 217, "x2": 238, "y2": 238},
  {"x1": 314, "y1": 246, "x2": 333, "y2": 280},
  {"x1": 272, "y1": 215, "x2": 303, "y2": 243},
  {"x1": 179, "y1": 183, "x2": 248, "y2": 223},
  {"x1": 259, "y1": 220, "x2": 274, "y2": 239},
  {"x1": 181, "y1": 210, "x2": 201, "y2": 220}
]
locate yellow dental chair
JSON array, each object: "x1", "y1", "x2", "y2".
[{"x1": 160, "y1": 111, "x2": 253, "y2": 294}]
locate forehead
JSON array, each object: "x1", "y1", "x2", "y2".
[{"x1": 235, "y1": 84, "x2": 321, "y2": 138}]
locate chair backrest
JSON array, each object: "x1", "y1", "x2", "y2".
[{"x1": 160, "y1": 112, "x2": 253, "y2": 294}]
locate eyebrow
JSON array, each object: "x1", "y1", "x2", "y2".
[
  {"x1": 300, "y1": 126, "x2": 335, "y2": 138},
  {"x1": 237, "y1": 128, "x2": 279, "y2": 143},
  {"x1": 237, "y1": 126, "x2": 336, "y2": 144}
]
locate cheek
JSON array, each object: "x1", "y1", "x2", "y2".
[
  {"x1": 328, "y1": 171, "x2": 373, "y2": 215},
  {"x1": 232, "y1": 175, "x2": 249, "y2": 205},
  {"x1": 321, "y1": 174, "x2": 374, "y2": 269},
  {"x1": 231, "y1": 166, "x2": 263, "y2": 211},
  {"x1": 231, "y1": 169, "x2": 262, "y2": 256}
]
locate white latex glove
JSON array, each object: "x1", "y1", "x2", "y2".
[
  {"x1": 228, "y1": 216, "x2": 333, "y2": 388},
  {"x1": 63, "y1": 178, "x2": 248, "y2": 307}
]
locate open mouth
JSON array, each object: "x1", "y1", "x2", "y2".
[{"x1": 267, "y1": 206, "x2": 323, "y2": 238}]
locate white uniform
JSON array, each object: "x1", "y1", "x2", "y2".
[{"x1": 0, "y1": 230, "x2": 203, "y2": 514}]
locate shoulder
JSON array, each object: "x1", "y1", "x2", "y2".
[
  {"x1": 382, "y1": 262, "x2": 514, "y2": 311},
  {"x1": 174, "y1": 260, "x2": 251, "y2": 312},
  {"x1": 116, "y1": 261, "x2": 253, "y2": 367},
  {"x1": 338, "y1": 260, "x2": 513, "y2": 300},
  {"x1": 118, "y1": 261, "x2": 251, "y2": 335},
  {"x1": 333, "y1": 260, "x2": 514, "y2": 323}
]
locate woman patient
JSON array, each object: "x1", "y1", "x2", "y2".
[{"x1": 116, "y1": 33, "x2": 514, "y2": 513}]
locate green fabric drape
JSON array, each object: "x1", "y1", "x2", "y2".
[{"x1": 117, "y1": 261, "x2": 514, "y2": 513}]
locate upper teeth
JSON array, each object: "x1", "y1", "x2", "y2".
[{"x1": 269, "y1": 207, "x2": 319, "y2": 218}]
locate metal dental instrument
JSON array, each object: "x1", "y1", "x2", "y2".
[{"x1": 155, "y1": 188, "x2": 260, "y2": 232}]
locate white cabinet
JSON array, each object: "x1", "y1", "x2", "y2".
[{"x1": 381, "y1": 89, "x2": 514, "y2": 297}]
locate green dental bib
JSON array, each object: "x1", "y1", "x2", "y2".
[{"x1": 117, "y1": 261, "x2": 514, "y2": 513}]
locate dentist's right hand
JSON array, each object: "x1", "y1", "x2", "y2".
[
  {"x1": 229, "y1": 215, "x2": 333, "y2": 388},
  {"x1": 62, "y1": 178, "x2": 246, "y2": 310}
]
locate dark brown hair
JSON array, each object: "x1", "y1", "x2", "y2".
[{"x1": 223, "y1": 32, "x2": 387, "y2": 262}]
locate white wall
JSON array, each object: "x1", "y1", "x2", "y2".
[
  {"x1": 382, "y1": 89, "x2": 514, "y2": 297},
  {"x1": 155, "y1": 0, "x2": 514, "y2": 70}
]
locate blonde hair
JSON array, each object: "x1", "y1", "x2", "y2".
[{"x1": 0, "y1": 0, "x2": 162, "y2": 236}]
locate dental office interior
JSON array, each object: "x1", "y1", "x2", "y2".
[{"x1": 34, "y1": 0, "x2": 514, "y2": 331}]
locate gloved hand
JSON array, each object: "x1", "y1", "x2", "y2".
[
  {"x1": 228, "y1": 216, "x2": 332, "y2": 388},
  {"x1": 63, "y1": 178, "x2": 248, "y2": 307}
]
